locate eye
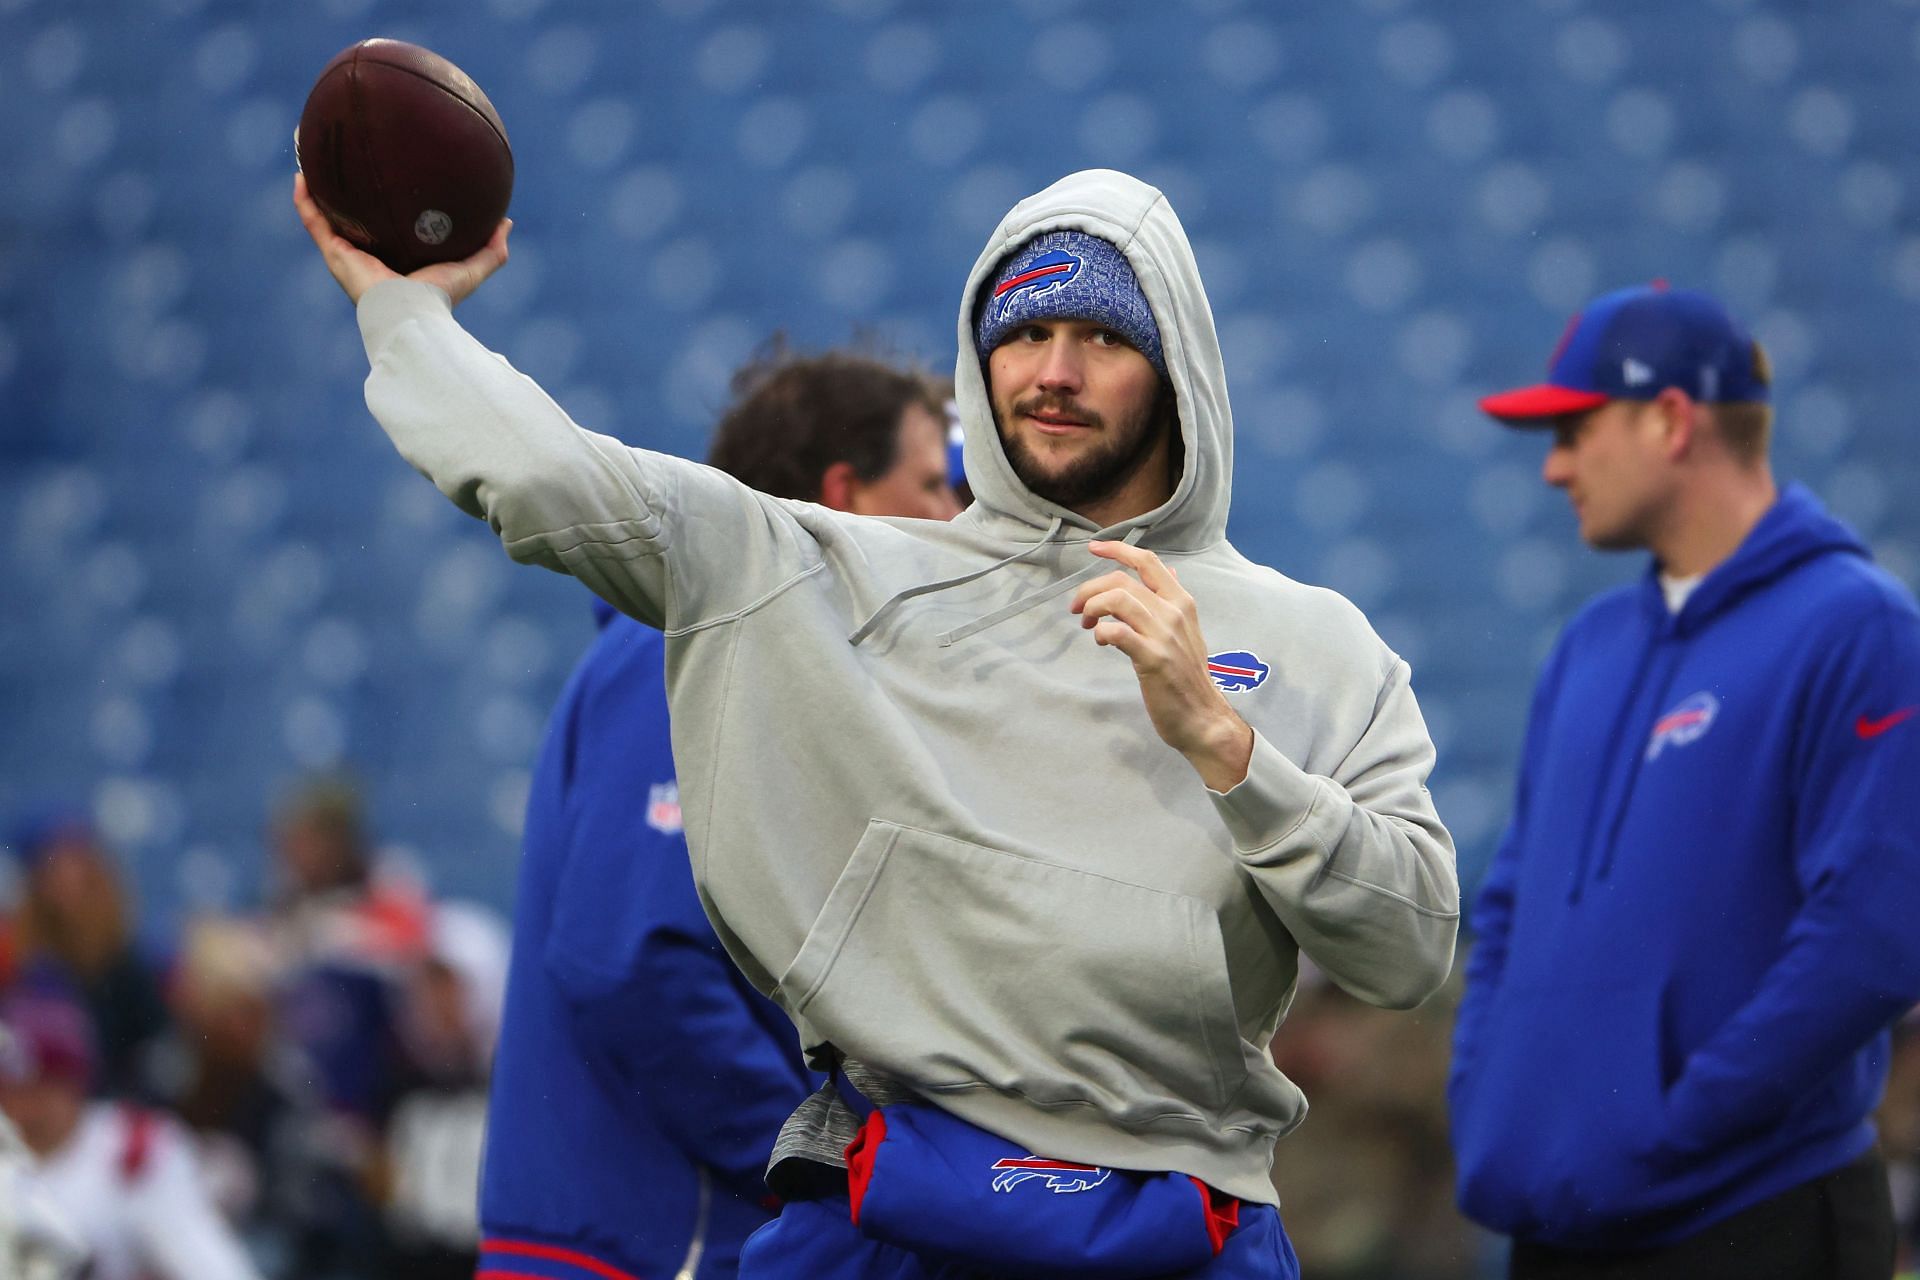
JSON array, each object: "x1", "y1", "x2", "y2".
[
  {"x1": 1090, "y1": 329, "x2": 1124, "y2": 347},
  {"x1": 1552, "y1": 418, "x2": 1582, "y2": 448},
  {"x1": 1019, "y1": 325, "x2": 1050, "y2": 342}
]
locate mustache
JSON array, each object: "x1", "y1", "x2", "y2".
[{"x1": 1012, "y1": 394, "x2": 1106, "y2": 430}]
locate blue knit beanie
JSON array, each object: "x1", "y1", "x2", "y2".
[{"x1": 975, "y1": 231, "x2": 1164, "y2": 374}]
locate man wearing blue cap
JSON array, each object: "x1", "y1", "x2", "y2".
[{"x1": 1449, "y1": 283, "x2": 1920, "y2": 1278}]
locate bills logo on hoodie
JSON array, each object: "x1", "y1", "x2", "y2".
[
  {"x1": 1646, "y1": 692, "x2": 1719, "y2": 761},
  {"x1": 990, "y1": 1156, "x2": 1113, "y2": 1195},
  {"x1": 992, "y1": 249, "x2": 1081, "y2": 320},
  {"x1": 1206, "y1": 650, "x2": 1270, "y2": 693},
  {"x1": 646, "y1": 781, "x2": 683, "y2": 834}
]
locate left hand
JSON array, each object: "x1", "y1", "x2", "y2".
[{"x1": 1071, "y1": 540, "x2": 1253, "y2": 791}]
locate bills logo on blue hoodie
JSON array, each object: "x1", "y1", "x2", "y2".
[
  {"x1": 989, "y1": 1156, "x2": 1113, "y2": 1195},
  {"x1": 992, "y1": 249, "x2": 1080, "y2": 320},
  {"x1": 1646, "y1": 691, "x2": 1719, "y2": 761},
  {"x1": 1207, "y1": 651, "x2": 1270, "y2": 693}
]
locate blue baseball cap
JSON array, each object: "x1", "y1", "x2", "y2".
[{"x1": 1481, "y1": 283, "x2": 1770, "y2": 424}]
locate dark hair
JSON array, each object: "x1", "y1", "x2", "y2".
[
  {"x1": 1710, "y1": 339, "x2": 1773, "y2": 464},
  {"x1": 1710, "y1": 402, "x2": 1773, "y2": 464},
  {"x1": 705, "y1": 339, "x2": 942, "y2": 502},
  {"x1": 273, "y1": 774, "x2": 371, "y2": 893}
]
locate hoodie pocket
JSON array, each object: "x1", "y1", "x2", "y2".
[
  {"x1": 1454, "y1": 976, "x2": 1675, "y2": 1237},
  {"x1": 778, "y1": 819, "x2": 1247, "y2": 1122}
]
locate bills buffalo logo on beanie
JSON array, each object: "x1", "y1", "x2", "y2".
[
  {"x1": 975, "y1": 230, "x2": 1165, "y2": 374},
  {"x1": 992, "y1": 249, "x2": 1080, "y2": 319}
]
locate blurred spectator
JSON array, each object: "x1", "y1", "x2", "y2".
[
  {"x1": 263, "y1": 776, "x2": 426, "y2": 1277},
  {"x1": 266, "y1": 776, "x2": 423, "y2": 1122},
  {"x1": 137, "y1": 918, "x2": 318, "y2": 1258},
  {"x1": 6, "y1": 812, "x2": 169, "y2": 1097},
  {"x1": 378, "y1": 901, "x2": 508, "y2": 1280},
  {"x1": 0, "y1": 992, "x2": 261, "y2": 1280},
  {"x1": 0, "y1": 1103, "x2": 88, "y2": 1278},
  {"x1": 1269, "y1": 967, "x2": 1491, "y2": 1280}
]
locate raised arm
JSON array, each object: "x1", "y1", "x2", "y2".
[{"x1": 296, "y1": 175, "x2": 821, "y2": 630}]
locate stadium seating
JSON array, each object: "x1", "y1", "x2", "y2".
[{"x1": 4, "y1": 0, "x2": 1916, "y2": 919}]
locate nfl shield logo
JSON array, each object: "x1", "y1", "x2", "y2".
[{"x1": 647, "y1": 781, "x2": 683, "y2": 834}]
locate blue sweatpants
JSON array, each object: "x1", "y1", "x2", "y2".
[{"x1": 738, "y1": 1195, "x2": 1301, "y2": 1280}]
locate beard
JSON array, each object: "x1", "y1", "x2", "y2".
[{"x1": 994, "y1": 382, "x2": 1174, "y2": 513}]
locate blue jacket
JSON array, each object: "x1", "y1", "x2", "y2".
[
  {"x1": 1450, "y1": 485, "x2": 1920, "y2": 1249},
  {"x1": 479, "y1": 603, "x2": 815, "y2": 1280}
]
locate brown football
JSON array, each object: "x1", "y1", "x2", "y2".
[{"x1": 296, "y1": 39, "x2": 514, "y2": 273}]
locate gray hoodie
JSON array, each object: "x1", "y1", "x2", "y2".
[{"x1": 352, "y1": 168, "x2": 1458, "y2": 1206}]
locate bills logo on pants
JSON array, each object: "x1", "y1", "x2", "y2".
[{"x1": 990, "y1": 1156, "x2": 1113, "y2": 1194}]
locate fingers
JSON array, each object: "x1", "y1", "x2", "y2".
[
  {"x1": 1078, "y1": 585, "x2": 1159, "y2": 638},
  {"x1": 1070, "y1": 569, "x2": 1139, "y2": 616},
  {"x1": 1089, "y1": 539, "x2": 1180, "y2": 596},
  {"x1": 292, "y1": 173, "x2": 338, "y2": 251},
  {"x1": 292, "y1": 172, "x2": 395, "y2": 303},
  {"x1": 1091, "y1": 615, "x2": 1147, "y2": 658},
  {"x1": 415, "y1": 218, "x2": 512, "y2": 307}
]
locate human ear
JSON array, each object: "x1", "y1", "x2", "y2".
[
  {"x1": 818, "y1": 460, "x2": 860, "y2": 513},
  {"x1": 1655, "y1": 388, "x2": 1698, "y2": 461}
]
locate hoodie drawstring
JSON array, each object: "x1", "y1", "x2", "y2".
[
  {"x1": 848, "y1": 516, "x2": 1067, "y2": 646},
  {"x1": 936, "y1": 525, "x2": 1147, "y2": 648},
  {"x1": 846, "y1": 519, "x2": 1151, "y2": 649},
  {"x1": 1590, "y1": 637, "x2": 1689, "y2": 885}
]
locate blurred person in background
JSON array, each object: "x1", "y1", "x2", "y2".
[
  {"x1": 1451, "y1": 284, "x2": 1920, "y2": 1278},
  {"x1": 138, "y1": 917, "x2": 319, "y2": 1266},
  {"x1": 263, "y1": 776, "x2": 426, "y2": 1277},
  {"x1": 266, "y1": 775, "x2": 423, "y2": 1122},
  {"x1": 379, "y1": 900, "x2": 508, "y2": 1280},
  {"x1": 0, "y1": 992, "x2": 261, "y2": 1280},
  {"x1": 0, "y1": 1103, "x2": 88, "y2": 1280},
  {"x1": 6, "y1": 812, "x2": 169, "y2": 1098},
  {"x1": 477, "y1": 344, "x2": 958, "y2": 1280}
]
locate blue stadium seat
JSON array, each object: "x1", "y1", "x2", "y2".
[{"x1": 4, "y1": 0, "x2": 1916, "y2": 921}]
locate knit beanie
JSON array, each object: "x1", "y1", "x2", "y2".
[{"x1": 975, "y1": 231, "x2": 1164, "y2": 374}]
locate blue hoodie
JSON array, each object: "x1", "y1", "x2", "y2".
[
  {"x1": 1450, "y1": 485, "x2": 1920, "y2": 1249},
  {"x1": 479, "y1": 603, "x2": 815, "y2": 1280}
]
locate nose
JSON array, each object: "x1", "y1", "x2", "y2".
[
  {"x1": 1034, "y1": 339, "x2": 1084, "y2": 395},
  {"x1": 1542, "y1": 443, "x2": 1573, "y2": 488}
]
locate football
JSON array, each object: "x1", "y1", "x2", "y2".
[{"x1": 296, "y1": 39, "x2": 514, "y2": 274}]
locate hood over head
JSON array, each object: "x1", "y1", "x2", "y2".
[{"x1": 953, "y1": 170, "x2": 1232, "y2": 553}]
